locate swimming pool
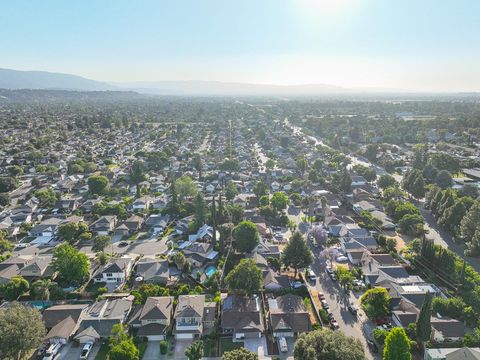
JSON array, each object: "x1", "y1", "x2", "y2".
[{"x1": 204, "y1": 265, "x2": 217, "y2": 277}]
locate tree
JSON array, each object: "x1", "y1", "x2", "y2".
[
  {"x1": 0, "y1": 276, "x2": 29, "y2": 301},
  {"x1": 383, "y1": 327, "x2": 411, "y2": 360},
  {"x1": 271, "y1": 191, "x2": 289, "y2": 213},
  {"x1": 57, "y1": 222, "x2": 81, "y2": 244},
  {"x1": 225, "y1": 259, "x2": 262, "y2": 296},
  {"x1": 253, "y1": 181, "x2": 268, "y2": 198},
  {"x1": 225, "y1": 182, "x2": 238, "y2": 201},
  {"x1": 0, "y1": 176, "x2": 18, "y2": 193},
  {"x1": 173, "y1": 251, "x2": 186, "y2": 270},
  {"x1": 223, "y1": 348, "x2": 259, "y2": 360},
  {"x1": 129, "y1": 160, "x2": 146, "y2": 185},
  {"x1": 462, "y1": 183, "x2": 479, "y2": 199},
  {"x1": 185, "y1": 340, "x2": 204, "y2": 360},
  {"x1": 435, "y1": 170, "x2": 453, "y2": 189},
  {"x1": 87, "y1": 175, "x2": 109, "y2": 194},
  {"x1": 281, "y1": 232, "x2": 313, "y2": 278},
  {"x1": 398, "y1": 214, "x2": 425, "y2": 237},
  {"x1": 294, "y1": 328, "x2": 365, "y2": 360},
  {"x1": 378, "y1": 174, "x2": 397, "y2": 189},
  {"x1": 429, "y1": 153, "x2": 460, "y2": 174},
  {"x1": 0, "y1": 302, "x2": 46, "y2": 360},
  {"x1": 360, "y1": 287, "x2": 391, "y2": 319},
  {"x1": 460, "y1": 202, "x2": 480, "y2": 244},
  {"x1": 422, "y1": 164, "x2": 438, "y2": 183},
  {"x1": 192, "y1": 154, "x2": 202, "y2": 179},
  {"x1": 110, "y1": 323, "x2": 129, "y2": 345},
  {"x1": 31, "y1": 279, "x2": 55, "y2": 301},
  {"x1": 175, "y1": 175, "x2": 198, "y2": 202},
  {"x1": 0, "y1": 193, "x2": 9, "y2": 207},
  {"x1": 194, "y1": 192, "x2": 207, "y2": 226},
  {"x1": 232, "y1": 221, "x2": 259, "y2": 252},
  {"x1": 34, "y1": 188, "x2": 57, "y2": 208},
  {"x1": 296, "y1": 156, "x2": 308, "y2": 175},
  {"x1": 109, "y1": 339, "x2": 139, "y2": 360},
  {"x1": 410, "y1": 176, "x2": 426, "y2": 199},
  {"x1": 93, "y1": 235, "x2": 111, "y2": 252},
  {"x1": 416, "y1": 292, "x2": 432, "y2": 344},
  {"x1": 52, "y1": 243, "x2": 89, "y2": 285}
]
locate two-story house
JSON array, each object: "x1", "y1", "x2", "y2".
[
  {"x1": 93, "y1": 256, "x2": 133, "y2": 287},
  {"x1": 130, "y1": 296, "x2": 174, "y2": 341},
  {"x1": 174, "y1": 295, "x2": 206, "y2": 339}
]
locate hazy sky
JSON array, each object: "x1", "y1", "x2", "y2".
[{"x1": 1, "y1": 0, "x2": 479, "y2": 91}]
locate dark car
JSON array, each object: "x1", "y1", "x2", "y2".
[
  {"x1": 118, "y1": 241, "x2": 129, "y2": 247},
  {"x1": 348, "y1": 304, "x2": 358, "y2": 315},
  {"x1": 367, "y1": 340, "x2": 379, "y2": 353}
]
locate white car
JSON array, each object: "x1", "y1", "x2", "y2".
[
  {"x1": 15, "y1": 243, "x2": 29, "y2": 249},
  {"x1": 336, "y1": 255, "x2": 348, "y2": 262},
  {"x1": 80, "y1": 342, "x2": 93, "y2": 359},
  {"x1": 279, "y1": 337, "x2": 288, "y2": 353}
]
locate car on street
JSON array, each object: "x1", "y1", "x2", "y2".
[
  {"x1": 118, "y1": 241, "x2": 128, "y2": 247},
  {"x1": 291, "y1": 281, "x2": 305, "y2": 289},
  {"x1": 307, "y1": 267, "x2": 316, "y2": 282},
  {"x1": 329, "y1": 273, "x2": 337, "y2": 281},
  {"x1": 317, "y1": 292, "x2": 325, "y2": 301},
  {"x1": 321, "y1": 300, "x2": 329, "y2": 309},
  {"x1": 330, "y1": 320, "x2": 339, "y2": 330},
  {"x1": 326, "y1": 266, "x2": 333, "y2": 274},
  {"x1": 279, "y1": 337, "x2": 288, "y2": 353},
  {"x1": 348, "y1": 304, "x2": 358, "y2": 315},
  {"x1": 327, "y1": 312, "x2": 334, "y2": 320},
  {"x1": 367, "y1": 339, "x2": 379, "y2": 353}
]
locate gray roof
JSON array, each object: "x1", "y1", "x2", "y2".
[
  {"x1": 175, "y1": 295, "x2": 205, "y2": 318},
  {"x1": 139, "y1": 296, "x2": 173, "y2": 321},
  {"x1": 221, "y1": 295, "x2": 264, "y2": 333},
  {"x1": 269, "y1": 294, "x2": 311, "y2": 333}
]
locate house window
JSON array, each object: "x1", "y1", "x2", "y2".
[{"x1": 106, "y1": 273, "x2": 113, "y2": 277}]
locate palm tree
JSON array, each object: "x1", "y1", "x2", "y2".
[
  {"x1": 320, "y1": 195, "x2": 328, "y2": 225},
  {"x1": 32, "y1": 279, "x2": 54, "y2": 304}
]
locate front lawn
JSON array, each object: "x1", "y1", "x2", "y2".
[
  {"x1": 94, "y1": 342, "x2": 109, "y2": 360},
  {"x1": 219, "y1": 337, "x2": 243, "y2": 355}
]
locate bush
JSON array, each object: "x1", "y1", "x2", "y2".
[{"x1": 160, "y1": 340, "x2": 168, "y2": 354}]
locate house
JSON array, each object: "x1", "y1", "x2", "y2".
[
  {"x1": 431, "y1": 317, "x2": 465, "y2": 343},
  {"x1": 263, "y1": 269, "x2": 290, "y2": 291},
  {"x1": 145, "y1": 214, "x2": 170, "y2": 233},
  {"x1": 43, "y1": 304, "x2": 90, "y2": 329},
  {"x1": 132, "y1": 197, "x2": 152, "y2": 212},
  {"x1": 135, "y1": 258, "x2": 170, "y2": 284},
  {"x1": 424, "y1": 347, "x2": 480, "y2": 360},
  {"x1": 77, "y1": 297, "x2": 133, "y2": 338},
  {"x1": 30, "y1": 217, "x2": 63, "y2": 237},
  {"x1": 54, "y1": 198, "x2": 80, "y2": 213},
  {"x1": 221, "y1": 295, "x2": 264, "y2": 339},
  {"x1": 122, "y1": 215, "x2": 144, "y2": 233},
  {"x1": 45, "y1": 316, "x2": 78, "y2": 344},
  {"x1": 268, "y1": 294, "x2": 311, "y2": 338},
  {"x1": 174, "y1": 295, "x2": 206, "y2": 339},
  {"x1": 129, "y1": 296, "x2": 174, "y2": 341},
  {"x1": 18, "y1": 256, "x2": 53, "y2": 279},
  {"x1": 93, "y1": 256, "x2": 133, "y2": 287},
  {"x1": 0, "y1": 263, "x2": 20, "y2": 284},
  {"x1": 351, "y1": 176, "x2": 367, "y2": 186},
  {"x1": 183, "y1": 243, "x2": 218, "y2": 268},
  {"x1": 74, "y1": 326, "x2": 101, "y2": 344},
  {"x1": 90, "y1": 215, "x2": 117, "y2": 235}
]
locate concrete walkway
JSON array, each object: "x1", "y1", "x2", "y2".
[{"x1": 142, "y1": 341, "x2": 160, "y2": 360}]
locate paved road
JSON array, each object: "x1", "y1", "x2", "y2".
[
  {"x1": 310, "y1": 256, "x2": 380, "y2": 360},
  {"x1": 419, "y1": 202, "x2": 480, "y2": 273}
]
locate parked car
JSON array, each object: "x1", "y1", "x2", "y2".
[
  {"x1": 291, "y1": 281, "x2": 305, "y2": 289},
  {"x1": 118, "y1": 241, "x2": 129, "y2": 247},
  {"x1": 331, "y1": 320, "x2": 339, "y2": 330},
  {"x1": 327, "y1": 312, "x2": 334, "y2": 320},
  {"x1": 15, "y1": 243, "x2": 29, "y2": 249},
  {"x1": 307, "y1": 268, "x2": 316, "y2": 282},
  {"x1": 326, "y1": 266, "x2": 333, "y2": 274},
  {"x1": 348, "y1": 304, "x2": 358, "y2": 315},
  {"x1": 321, "y1": 300, "x2": 329, "y2": 310},
  {"x1": 42, "y1": 343, "x2": 62, "y2": 360},
  {"x1": 317, "y1": 292, "x2": 325, "y2": 301},
  {"x1": 279, "y1": 337, "x2": 288, "y2": 353},
  {"x1": 336, "y1": 255, "x2": 348, "y2": 262},
  {"x1": 80, "y1": 342, "x2": 93, "y2": 359},
  {"x1": 367, "y1": 339, "x2": 379, "y2": 353},
  {"x1": 329, "y1": 273, "x2": 337, "y2": 281}
]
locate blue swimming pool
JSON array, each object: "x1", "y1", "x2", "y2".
[{"x1": 204, "y1": 265, "x2": 217, "y2": 277}]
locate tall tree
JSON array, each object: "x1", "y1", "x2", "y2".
[
  {"x1": 52, "y1": 243, "x2": 89, "y2": 285},
  {"x1": 31, "y1": 279, "x2": 55, "y2": 302},
  {"x1": 460, "y1": 201, "x2": 480, "y2": 244},
  {"x1": 225, "y1": 259, "x2": 262, "y2": 296},
  {"x1": 416, "y1": 292, "x2": 433, "y2": 344},
  {"x1": 281, "y1": 232, "x2": 313, "y2": 278},
  {"x1": 185, "y1": 340, "x2": 204, "y2": 360},
  {"x1": 194, "y1": 192, "x2": 207, "y2": 226},
  {"x1": 383, "y1": 327, "x2": 411, "y2": 360},
  {"x1": 360, "y1": 287, "x2": 391, "y2": 319},
  {"x1": 129, "y1": 160, "x2": 146, "y2": 185},
  {"x1": 87, "y1": 175, "x2": 109, "y2": 194},
  {"x1": 232, "y1": 221, "x2": 259, "y2": 252},
  {"x1": 0, "y1": 302, "x2": 46, "y2": 360},
  {"x1": 93, "y1": 235, "x2": 111, "y2": 253}
]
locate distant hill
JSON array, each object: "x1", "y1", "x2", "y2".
[
  {"x1": 0, "y1": 89, "x2": 144, "y2": 103},
  {"x1": 112, "y1": 80, "x2": 349, "y2": 96},
  {"x1": 0, "y1": 68, "x2": 115, "y2": 91}
]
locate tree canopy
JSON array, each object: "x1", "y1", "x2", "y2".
[
  {"x1": 383, "y1": 327, "x2": 411, "y2": 360},
  {"x1": 282, "y1": 232, "x2": 313, "y2": 277},
  {"x1": 225, "y1": 258, "x2": 262, "y2": 296},
  {"x1": 52, "y1": 243, "x2": 90, "y2": 285},
  {"x1": 232, "y1": 221, "x2": 259, "y2": 252},
  {"x1": 360, "y1": 287, "x2": 391, "y2": 319}
]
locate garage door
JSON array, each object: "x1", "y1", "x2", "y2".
[
  {"x1": 147, "y1": 335, "x2": 165, "y2": 341},
  {"x1": 176, "y1": 333, "x2": 194, "y2": 339}
]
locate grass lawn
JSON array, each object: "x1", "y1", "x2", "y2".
[
  {"x1": 94, "y1": 343, "x2": 109, "y2": 360},
  {"x1": 203, "y1": 337, "x2": 218, "y2": 357},
  {"x1": 219, "y1": 338, "x2": 243, "y2": 355}
]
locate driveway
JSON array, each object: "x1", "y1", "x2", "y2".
[
  {"x1": 142, "y1": 341, "x2": 160, "y2": 360},
  {"x1": 59, "y1": 342, "x2": 100, "y2": 359},
  {"x1": 243, "y1": 336, "x2": 268, "y2": 359},
  {"x1": 174, "y1": 339, "x2": 194, "y2": 359}
]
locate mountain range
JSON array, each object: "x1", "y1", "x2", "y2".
[{"x1": 0, "y1": 67, "x2": 414, "y2": 96}]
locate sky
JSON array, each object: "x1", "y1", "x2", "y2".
[{"x1": 1, "y1": 0, "x2": 479, "y2": 91}]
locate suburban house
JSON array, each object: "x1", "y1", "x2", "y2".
[
  {"x1": 42, "y1": 304, "x2": 90, "y2": 344},
  {"x1": 174, "y1": 295, "x2": 206, "y2": 339},
  {"x1": 93, "y1": 256, "x2": 133, "y2": 287},
  {"x1": 90, "y1": 215, "x2": 117, "y2": 235},
  {"x1": 135, "y1": 258, "x2": 170, "y2": 284},
  {"x1": 132, "y1": 197, "x2": 152, "y2": 212},
  {"x1": 221, "y1": 295, "x2": 264, "y2": 340},
  {"x1": 431, "y1": 317, "x2": 465, "y2": 343},
  {"x1": 183, "y1": 242, "x2": 218, "y2": 268},
  {"x1": 424, "y1": 347, "x2": 480, "y2": 360},
  {"x1": 268, "y1": 294, "x2": 311, "y2": 338},
  {"x1": 18, "y1": 256, "x2": 53, "y2": 279},
  {"x1": 129, "y1": 296, "x2": 174, "y2": 341}
]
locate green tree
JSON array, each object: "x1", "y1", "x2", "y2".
[
  {"x1": 281, "y1": 232, "x2": 313, "y2": 278},
  {"x1": 360, "y1": 287, "x2": 391, "y2": 319},
  {"x1": 0, "y1": 176, "x2": 18, "y2": 193},
  {"x1": 294, "y1": 328, "x2": 365, "y2": 360},
  {"x1": 410, "y1": 176, "x2": 426, "y2": 199},
  {"x1": 422, "y1": 164, "x2": 438, "y2": 183},
  {"x1": 225, "y1": 258, "x2": 262, "y2": 296},
  {"x1": 459, "y1": 201, "x2": 480, "y2": 244},
  {"x1": 0, "y1": 193, "x2": 9, "y2": 207},
  {"x1": 378, "y1": 174, "x2": 397, "y2": 189},
  {"x1": 52, "y1": 243, "x2": 89, "y2": 285},
  {"x1": 271, "y1": 191, "x2": 289, "y2": 213},
  {"x1": 232, "y1": 221, "x2": 259, "y2": 252},
  {"x1": 34, "y1": 188, "x2": 57, "y2": 208},
  {"x1": 296, "y1": 156, "x2": 308, "y2": 175},
  {"x1": 253, "y1": 181, "x2": 268, "y2": 198},
  {"x1": 0, "y1": 302, "x2": 46, "y2": 360},
  {"x1": 173, "y1": 251, "x2": 187, "y2": 270},
  {"x1": 185, "y1": 340, "x2": 204, "y2": 360},
  {"x1": 109, "y1": 323, "x2": 129, "y2": 345},
  {"x1": 93, "y1": 235, "x2": 111, "y2": 252},
  {"x1": 435, "y1": 170, "x2": 453, "y2": 189},
  {"x1": 383, "y1": 327, "x2": 411, "y2": 360},
  {"x1": 109, "y1": 339, "x2": 139, "y2": 360},
  {"x1": 87, "y1": 175, "x2": 109, "y2": 194},
  {"x1": 129, "y1": 160, "x2": 146, "y2": 185},
  {"x1": 194, "y1": 192, "x2": 207, "y2": 226},
  {"x1": 57, "y1": 222, "x2": 81, "y2": 244},
  {"x1": 31, "y1": 279, "x2": 55, "y2": 301},
  {"x1": 175, "y1": 175, "x2": 198, "y2": 202},
  {"x1": 0, "y1": 276, "x2": 29, "y2": 301},
  {"x1": 416, "y1": 292, "x2": 432, "y2": 343},
  {"x1": 225, "y1": 182, "x2": 238, "y2": 201},
  {"x1": 223, "y1": 348, "x2": 259, "y2": 360}
]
